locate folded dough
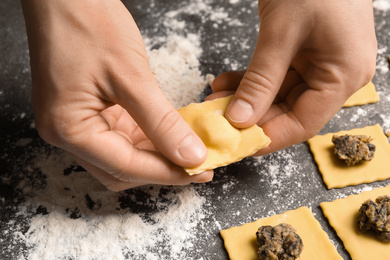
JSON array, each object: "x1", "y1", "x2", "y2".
[{"x1": 178, "y1": 96, "x2": 271, "y2": 175}]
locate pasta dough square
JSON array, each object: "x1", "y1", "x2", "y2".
[
  {"x1": 178, "y1": 96, "x2": 271, "y2": 175},
  {"x1": 321, "y1": 185, "x2": 390, "y2": 260},
  {"x1": 343, "y1": 81, "x2": 379, "y2": 107},
  {"x1": 308, "y1": 124, "x2": 390, "y2": 189},
  {"x1": 220, "y1": 207, "x2": 342, "y2": 260}
]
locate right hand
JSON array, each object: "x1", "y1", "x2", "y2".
[
  {"x1": 210, "y1": 0, "x2": 377, "y2": 155},
  {"x1": 21, "y1": 0, "x2": 213, "y2": 191}
]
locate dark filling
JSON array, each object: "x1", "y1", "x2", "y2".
[
  {"x1": 256, "y1": 223, "x2": 303, "y2": 260},
  {"x1": 332, "y1": 134, "x2": 375, "y2": 166},
  {"x1": 357, "y1": 195, "x2": 390, "y2": 242}
]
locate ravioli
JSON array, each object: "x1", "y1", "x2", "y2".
[
  {"x1": 220, "y1": 207, "x2": 342, "y2": 260},
  {"x1": 321, "y1": 185, "x2": 390, "y2": 260},
  {"x1": 308, "y1": 124, "x2": 390, "y2": 189},
  {"x1": 178, "y1": 96, "x2": 271, "y2": 175}
]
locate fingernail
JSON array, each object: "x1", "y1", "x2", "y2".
[
  {"x1": 178, "y1": 135, "x2": 207, "y2": 161},
  {"x1": 192, "y1": 170, "x2": 214, "y2": 183},
  {"x1": 227, "y1": 99, "x2": 253, "y2": 123}
]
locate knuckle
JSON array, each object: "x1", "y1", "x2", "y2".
[
  {"x1": 108, "y1": 149, "x2": 143, "y2": 184},
  {"x1": 240, "y1": 70, "x2": 275, "y2": 97},
  {"x1": 363, "y1": 56, "x2": 376, "y2": 84},
  {"x1": 34, "y1": 112, "x2": 63, "y2": 147},
  {"x1": 153, "y1": 109, "x2": 183, "y2": 140},
  {"x1": 347, "y1": 52, "x2": 377, "y2": 92},
  {"x1": 354, "y1": 55, "x2": 376, "y2": 86},
  {"x1": 289, "y1": 114, "x2": 319, "y2": 142},
  {"x1": 105, "y1": 55, "x2": 152, "y2": 94},
  {"x1": 34, "y1": 107, "x2": 82, "y2": 149}
]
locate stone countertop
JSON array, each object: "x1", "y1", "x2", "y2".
[{"x1": 1, "y1": 0, "x2": 389, "y2": 259}]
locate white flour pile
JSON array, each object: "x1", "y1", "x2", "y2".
[
  {"x1": 373, "y1": 0, "x2": 390, "y2": 11},
  {"x1": 147, "y1": 33, "x2": 214, "y2": 109},
  {"x1": 12, "y1": 149, "x2": 208, "y2": 260}
]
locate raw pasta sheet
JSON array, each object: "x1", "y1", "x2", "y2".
[
  {"x1": 308, "y1": 124, "x2": 390, "y2": 189},
  {"x1": 321, "y1": 185, "x2": 390, "y2": 260},
  {"x1": 343, "y1": 81, "x2": 379, "y2": 107},
  {"x1": 220, "y1": 207, "x2": 342, "y2": 260}
]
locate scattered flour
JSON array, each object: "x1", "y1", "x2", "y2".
[
  {"x1": 350, "y1": 108, "x2": 368, "y2": 122},
  {"x1": 254, "y1": 150, "x2": 300, "y2": 193},
  {"x1": 380, "y1": 114, "x2": 390, "y2": 137},
  {"x1": 8, "y1": 148, "x2": 208, "y2": 260},
  {"x1": 147, "y1": 33, "x2": 211, "y2": 109},
  {"x1": 163, "y1": 0, "x2": 241, "y2": 26},
  {"x1": 7, "y1": 15, "x2": 213, "y2": 260},
  {"x1": 376, "y1": 46, "x2": 390, "y2": 75},
  {"x1": 373, "y1": 0, "x2": 390, "y2": 11},
  {"x1": 3, "y1": 1, "x2": 390, "y2": 259},
  {"x1": 229, "y1": 0, "x2": 240, "y2": 5}
]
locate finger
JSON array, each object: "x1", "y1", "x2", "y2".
[
  {"x1": 100, "y1": 104, "x2": 151, "y2": 147},
  {"x1": 99, "y1": 104, "x2": 143, "y2": 143},
  {"x1": 68, "y1": 116, "x2": 214, "y2": 190},
  {"x1": 257, "y1": 83, "x2": 309, "y2": 126},
  {"x1": 99, "y1": 105, "x2": 160, "y2": 152},
  {"x1": 254, "y1": 86, "x2": 342, "y2": 156},
  {"x1": 106, "y1": 58, "x2": 207, "y2": 168},
  {"x1": 226, "y1": 14, "x2": 306, "y2": 128},
  {"x1": 211, "y1": 70, "x2": 245, "y2": 92},
  {"x1": 73, "y1": 154, "x2": 214, "y2": 191},
  {"x1": 73, "y1": 155, "x2": 147, "y2": 191},
  {"x1": 207, "y1": 71, "x2": 304, "y2": 126},
  {"x1": 205, "y1": 91, "x2": 235, "y2": 101},
  {"x1": 273, "y1": 69, "x2": 303, "y2": 104}
]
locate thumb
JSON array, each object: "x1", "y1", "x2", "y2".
[
  {"x1": 111, "y1": 68, "x2": 207, "y2": 168},
  {"x1": 226, "y1": 13, "x2": 302, "y2": 128}
]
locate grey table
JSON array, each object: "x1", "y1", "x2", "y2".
[{"x1": 1, "y1": 0, "x2": 389, "y2": 259}]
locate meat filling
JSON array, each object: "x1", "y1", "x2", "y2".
[
  {"x1": 256, "y1": 223, "x2": 303, "y2": 260},
  {"x1": 357, "y1": 195, "x2": 390, "y2": 242},
  {"x1": 332, "y1": 134, "x2": 375, "y2": 166}
]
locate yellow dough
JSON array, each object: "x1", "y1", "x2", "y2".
[
  {"x1": 321, "y1": 185, "x2": 390, "y2": 260},
  {"x1": 220, "y1": 207, "x2": 342, "y2": 260},
  {"x1": 178, "y1": 96, "x2": 271, "y2": 175},
  {"x1": 308, "y1": 124, "x2": 390, "y2": 189},
  {"x1": 343, "y1": 81, "x2": 379, "y2": 107}
]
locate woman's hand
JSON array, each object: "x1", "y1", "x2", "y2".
[
  {"x1": 211, "y1": 0, "x2": 377, "y2": 155},
  {"x1": 21, "y1": 0, "x2": 213, "y2": 191}
]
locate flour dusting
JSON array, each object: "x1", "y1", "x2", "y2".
[
  {"x1": 2, "y1": 1, "x2": 390, "y2": 259},
  {"x1": 6, "y1": 19, "x2": 213, "y2": 260},
  {"x1": 373, "y1": 0, "x2": 390, "y2": 11},
  {"x1": 6, "y1": 148, "x2": 208, "y2": 260},
  {"x1": 147, "y1": 34, "x2": 211, "y2": 109}
]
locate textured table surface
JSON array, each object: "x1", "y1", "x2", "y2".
[{"x1": 1, "y1": 1, "x2": 389, "y2": 259}]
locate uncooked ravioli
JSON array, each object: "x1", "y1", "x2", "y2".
[
  {"x1": 220, "y1": 207, "x2": 342, "y2": 260},
  {"x1": 178, "y1": 96, "x2": 271, "y2": 175},
  {"x1": 308, "y1": 124, "x2": 390, "y2": 189},
  {"x1": 321, "y1": 185, "x2": 390, "y2": 260}
]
